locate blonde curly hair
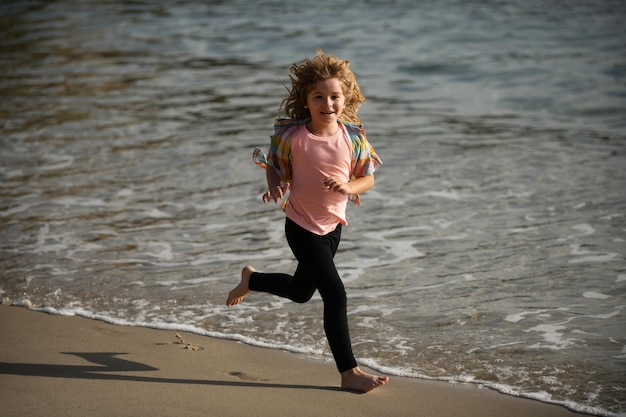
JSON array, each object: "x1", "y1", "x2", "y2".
[{"x1": 280, "y1": 48, "x2": 365, "y2": 124}]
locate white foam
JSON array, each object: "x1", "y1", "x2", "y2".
[
  {"x1": 432, "y1": 218, "x2": 452, "y2": 229},
  {"x1": 37, "y1": 154, "x2": 74, "y2": 171},
  {"x1": 188, "y1": 247, "x2": 285, "y2": 267},
  {"x1": 583, "y1": 291, "x2": 610, "y2": 300},
  {"x1": 90, "y1": 229, "x2": 119, "y2": 237},
  {"x1": 0, "y1": 167, "x2": 24, "y2": 178},
  {"x1": 599, "y1": 213, "x2": 624, "y2": 221},
  {"x1": 571, "y1": 223, "x2": 595, "y2": 236},
  {"x1": 588, "y1": 310, "x2": 620, "y2": 320},
  {"x1": 525, "y1": 317, "x2": 580, "y2": 350},
  {"x1": 421, "y1": 189, "x2": 463, "y2": 200},
  {"x1": 33, "y1": 223, "x2": 68, "y2": 254},
  {"x1": 504, "y1": 308, "x2": 559, "y2": 323},
  {"x1": 337, "y1": 227, "x2": 427, "y2": 283},
  {"x1": 525, "y1": 214, "x2": 536, "y2": 221},
  {"x1": 361, "y1": 226, "x2": 430, "y2": 262},
  {"x1": 52, "y1": 196, "x2": 118, "y2": 208},
  {"x1": 568, "y1": 244, "x2": 620, "y2": 263},
  {"x1": 115, "y1": 188, "x2": 134, "y2": 198},
  {"x1": 143, "y1": 241, "x2": 173, "y2": 261},
  {"x1": 557, "y1": 223, "x2": 599, "y2": 243},
  {"x1": 569, "y1": 254, "x2": 620, "y2": 263},
  {"x1": 526, "y1": 323, "x2": 576, "y2": 350},
  {"x1": 0, "y1": 202, "x2": 38, "y2": 217},
  {"x1": 467, "y1": 341, "x2": 524, "y2": 354},
  {"x1": 145, "y1": 208, "x2": 172, "y2": 218},
  {"x1": 156, "y1": 276, "x2": 223, "y2": 289}
]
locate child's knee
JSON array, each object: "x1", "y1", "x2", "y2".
[
  {"x1": 320, "y1": 288, "x2": 347, "y2": 308},
  {"x1": 291, "y1": 290, "x2": 315, "y2": 303}
]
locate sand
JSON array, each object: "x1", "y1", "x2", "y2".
[{"x1": 0, "y1": 305, "x2": 590, "y2": 417}]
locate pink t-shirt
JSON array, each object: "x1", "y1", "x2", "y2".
[{"x1": 285, "y1": 125, "x2": 351, "y2": 235}]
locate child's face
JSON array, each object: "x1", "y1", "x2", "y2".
[{"x1": 305, "y1": 78, "x2": 346, "y2": 127}]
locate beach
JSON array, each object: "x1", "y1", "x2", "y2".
[{"x1": 0, "y1": 305, "x2": 590, "y2": 417}]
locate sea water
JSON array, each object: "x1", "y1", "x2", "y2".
[{"x1": 1, "y1": 0, "x2": 625, "y2": 415}]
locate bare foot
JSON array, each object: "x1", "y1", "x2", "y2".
[
  {"x1": 341, "y1": 367, "x2": 389, "y2": 393},
  {"x1": 226, "y1": 266, "x2": 255, "y2": 306}
]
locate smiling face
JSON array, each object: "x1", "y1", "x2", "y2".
[{"x1": 304, "y1": 78, "x2": 346, "y2": 135}]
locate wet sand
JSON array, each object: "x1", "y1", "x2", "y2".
[{"x1": 0, "y1": 305, "x2": 590, "y2": 417}]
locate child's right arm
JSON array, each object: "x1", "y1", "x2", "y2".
[{"x1": 262, "y1": 167, "x2": 285, "y2": 204}]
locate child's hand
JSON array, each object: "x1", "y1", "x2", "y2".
[
  {"x1": 323, "y1": 177, "x2": 352, "y2": 195},
  {"x1": 262, "y1": 183, "x2": 288, "y2": 204}
]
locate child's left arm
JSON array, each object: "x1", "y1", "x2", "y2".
[{"x1": 324, "y1": 174, "x2": 375, "y2": 196}]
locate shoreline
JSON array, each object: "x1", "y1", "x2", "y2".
[{"x1": 0, "y1": 305, "x2": 592, "y2": 417}]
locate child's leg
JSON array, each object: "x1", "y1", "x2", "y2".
[
  {"x1": 283, "y1": 218, "x2": 358, "y2": 373},
  {"x1": 226, "y1": 264, "x2": 317, "y2": 306},
  {"x1": 227, "y1": 217, "x2": 388, "y2": 391},
  {"x1": 226, "y1": 218, "x2": 319, "y2": 306},
  {"x1": 248, "y1": 264, "x2": 316, "y2": 303},
  {"x1": 285, "y1": 218, "x2": 389, "y2": 392}
]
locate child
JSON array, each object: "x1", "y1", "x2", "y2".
[{"x1": 226, "y1": 49, "x2": 388, "y2": 393}]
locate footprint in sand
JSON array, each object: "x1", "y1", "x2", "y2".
[{"x1": 228, "y1": 371, "x2": 268, "y2": 382}]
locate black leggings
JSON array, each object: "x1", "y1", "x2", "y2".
[{"x1": 248, "y1": 217, "x2": 357, "y2": 373}]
